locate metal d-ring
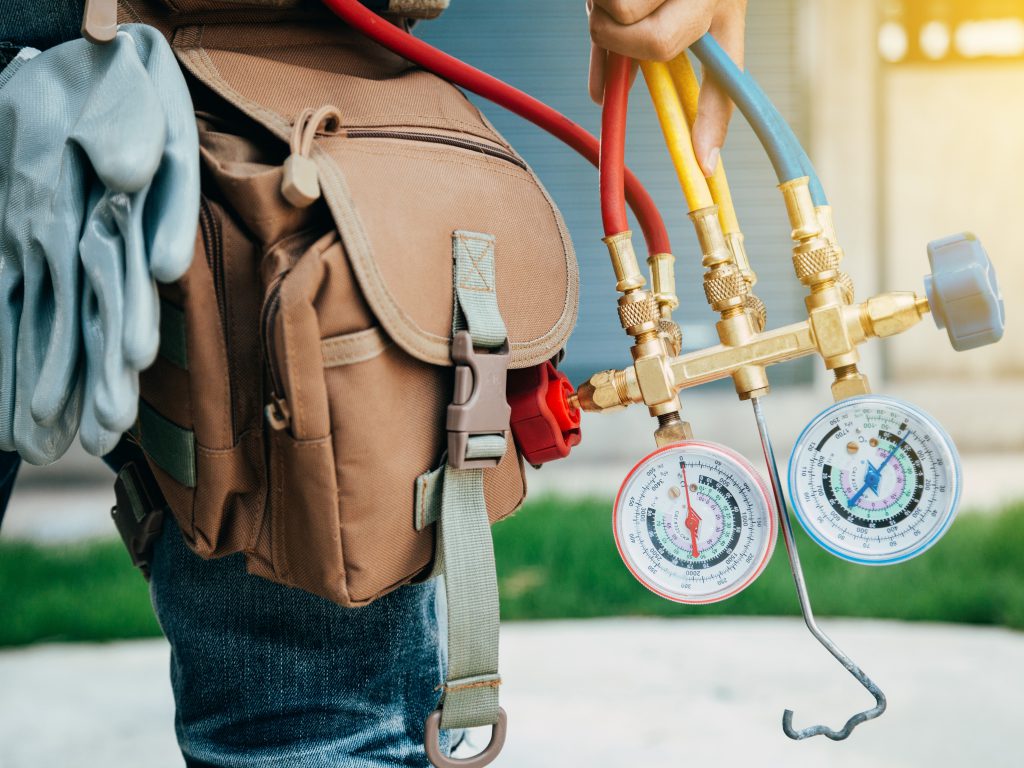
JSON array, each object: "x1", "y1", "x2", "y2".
[
  {"x1": 752, "y1": 397, "x2": 887, "y2": 741},
  {"x1": 424, "y1": 707, "x2": 508, "y2": 768}
]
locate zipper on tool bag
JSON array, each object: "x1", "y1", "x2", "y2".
[
  {"x1": 345, "y1": 129, "x2": 529, "y2": 170},
  {"x1": 261, "y1": 271, "x2": 291, "y2": 431},
  {"x1": 199, "y1": 196, "x2": 236, "y2": 438}
]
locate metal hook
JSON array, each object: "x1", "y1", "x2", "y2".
[{"x1": 751, "y1": 397, "x2": 887, "y2": 741}]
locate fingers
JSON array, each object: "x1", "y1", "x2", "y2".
[
  {"x1": 589, "y1": 42, "x2": 607, "y2": 104},
  {"x1": 592, "y1": 0, "x2": 668, "y2": 25},
  {"x1": 693, "y1": 1, "x2": 747, "y2": 175},
  {"x1": 590, "y1": 0, "x2": 716, "y2": 62}
]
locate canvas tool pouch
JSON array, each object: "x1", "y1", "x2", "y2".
[{"x1": 134, "y1": 16, "x2": 578, "y2": 607}]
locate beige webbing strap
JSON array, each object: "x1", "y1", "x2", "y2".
[{"x1": 433, "y1": 230, "x2": 508, "y2": 736}]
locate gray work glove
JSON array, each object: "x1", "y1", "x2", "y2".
[{"x1": 0, "y1": 26, "x2": 198, "y2": 463}]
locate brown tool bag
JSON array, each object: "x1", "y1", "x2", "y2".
[{"x1": 131, "y1": 12, "x2": 578, "y2": 608}]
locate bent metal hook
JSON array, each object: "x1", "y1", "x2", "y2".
[{"x1": 751, "y1": 397, "x2": 887, "y2": 741}]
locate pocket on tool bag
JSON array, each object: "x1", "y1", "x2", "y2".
[
  {"x1": 257, "y1": 229, "x2": 526, "y2": 607},
  {"x1": 139, "y1": 195, "x2": 266, "y2": 557}
]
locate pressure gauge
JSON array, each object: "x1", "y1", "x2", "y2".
[
  {"x1": 614, "y1": 441, "x2": 777, "y2": 604},
  {"x1": 787, "y1": 395, "x2": 961, "y2": 565}
]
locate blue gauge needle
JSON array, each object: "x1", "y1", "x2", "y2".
[{"x1": 847, "y1": 432, "x2": 908, "y2": 509}]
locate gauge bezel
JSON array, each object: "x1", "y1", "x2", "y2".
[
  {"x1": 613, "y1": 440, "x2": 777, "y2": 604},
  {"x1": 786, "y1": 394, "x2": 961, "y2": 566}
]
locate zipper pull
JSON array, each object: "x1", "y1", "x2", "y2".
[{"x1": 266, "y1": 395, "x2": 292, "y2": 431}]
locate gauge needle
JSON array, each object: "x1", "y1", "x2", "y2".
[
  {"x1": 681, "y1": 460, "x2": 702, "y2": 557},
  {"x1": 848, "y1": 432, "x2": 909, "y2": 509}
]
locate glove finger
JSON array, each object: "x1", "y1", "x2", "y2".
[
  {"x1": 79, "y1": 390, "x2": 123, "y2": 458},
  {"x1": 112, "y1": 189, "x2": 160, "y2": 371},
  {"x1": 80, "y1": 279, "x2": 134, "y2": 457},
  {"x1": 72, "y1": 32, "x2": 165, "y2": 194},
  {"x1": 126, "y1": 25, "x2": 199, "y2": 284},
  {"x1": 81, "y1": 189, "x2": 140, "y2": 432},
  {"x1": 0, "y1": 256, "x2": 22, "y2": 452},
  {"x1": 27, "y1": 157, "x2": 87, "y2": 427},
  {"x1": 13, "y1": 344, "x2": 82, "y2": 466}
]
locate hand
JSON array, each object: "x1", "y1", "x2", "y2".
[{"x1": 587, "y1": 0, "x2": 748, "y2": 176}]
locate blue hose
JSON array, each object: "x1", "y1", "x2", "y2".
[{"x1": 690, "y1": 33, "x2": 828, "y2": 206}]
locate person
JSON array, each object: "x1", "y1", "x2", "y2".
[{"x1": 0, "y1": 1, "x2": 746, "y2": 765}]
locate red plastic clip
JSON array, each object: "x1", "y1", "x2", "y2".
[{"x1": 507, "y1": 361, "x2": 581, "y2": 465}]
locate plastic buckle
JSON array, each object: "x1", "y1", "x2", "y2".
[
  {"x1": 447, "y1": 330, "x2": 511, "y2": 469},
  {"x1": 507, "y1": 361, "x2": 581, "y2": 465}
]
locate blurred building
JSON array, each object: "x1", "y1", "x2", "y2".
[{"x1": 420, "y1": 0, "x2": 1022, "y2": 451}]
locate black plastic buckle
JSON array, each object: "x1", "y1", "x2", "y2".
[{"x1": 111, "y1": 462, "x2": 166, "y2": 580}]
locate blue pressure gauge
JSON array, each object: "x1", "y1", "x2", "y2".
[{"x1": 787, "y1": 395, "x2": 961, "y2": 565}]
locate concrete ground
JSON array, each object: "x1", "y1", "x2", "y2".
[{"x1": 1, "y1": 617, "x2": 1022, "y2": 768}]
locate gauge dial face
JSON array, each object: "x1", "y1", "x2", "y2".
[
  {"x1": 787, "y1": 395, "x2": 961, "y2": 565},
  {"x1": 614, "y1": 441, "x2": 777, "y2": 604}
]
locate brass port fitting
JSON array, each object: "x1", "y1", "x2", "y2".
[
  {"x1": 831, "y1": 363, "x2": 870, "y2": 400},
  {"x1": 658, "y1": 318, "x2": 683, "y2": 356},
  {"x1": 745, "y1": 294, "x2": 768, "y2": 333},
  {"x1": 861, "y1": 292, "x2": 931, "y2": 338},
  {"x1": 654, "y1": 412, "x2": 693, "y2": 447},
  {"x1": 574, "y1": 368, "x2": 638, "y2": 413}
]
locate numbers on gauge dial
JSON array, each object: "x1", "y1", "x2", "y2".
[
  {"x1": 787, "y1": 396, "x2": 961, "y2": 565},
  {"x1": 614, "y1": 441, "x2": 777, "y2": 604}
]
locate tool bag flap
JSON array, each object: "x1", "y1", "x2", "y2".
[{"x1": 171, "y1": 22, "x2": 578, "y2": 369}]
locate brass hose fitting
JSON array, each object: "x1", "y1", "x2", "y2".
[
  {"x1": 647, "y1": 251, "x2": 679, "y2": 317},
  {"x1": 780, "y1": 178, "x2": 840, "y2": 291},
  {"x1": 691, "y1": 206, "x2": 748, "y2": 315},
  {"x1": 603, "y1": 231, "x2": 646, "y2": 293}
]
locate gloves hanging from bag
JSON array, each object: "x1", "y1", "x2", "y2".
[{"x1": 0, "y1": 25, "x2": 199, "y2": 464}]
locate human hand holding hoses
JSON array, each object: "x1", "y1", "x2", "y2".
[{"x1": 587, "y1": 0, "x2": 747, "y2": 176}]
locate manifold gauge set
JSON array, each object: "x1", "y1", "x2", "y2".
[{"x1": 575, "y1": 36, "x2": 1005, "y2": 743}]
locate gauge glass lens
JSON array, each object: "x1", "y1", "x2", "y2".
[
  {"x1": 787, "y1": 395, "x2": 960, "y2": 565},
  {"x1": 614, "y1": 441, "x2": 777, "y2": 604}
]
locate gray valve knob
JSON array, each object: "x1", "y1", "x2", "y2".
[{"x1": 924, "y1": 233, "x2": 1005, "y2": 351}]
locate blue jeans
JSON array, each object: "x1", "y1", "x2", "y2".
[
  {"x1": 149, "y1": 517, "x2": 452, "y2": 767},
  {"x1": 0, "y1": 0, "x2": 82, "y2": 51}
]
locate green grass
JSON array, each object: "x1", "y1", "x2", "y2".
[
  {"x1": 2, "y1": 498, "x2": 1023, "y2": 647},
  {"x1": 0, "y1": 538, "x2": 161, "y2": 646},
  {"x1": 495, "y1": 497, "x2": 1024, "y2": 627}
]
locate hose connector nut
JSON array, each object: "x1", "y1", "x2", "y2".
[{"x1": 617, "y1": 292, "x2": 658, "y2": 334}]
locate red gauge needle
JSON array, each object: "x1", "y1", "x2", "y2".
[{"x1": 681, "y1": 461, "x2": 702, "y2": 558}]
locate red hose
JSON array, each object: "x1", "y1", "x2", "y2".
[
  {"x1": 320, "y1": 0, "x2": 671, "y2": 256},
  {"x1": 600, "y1": 53, "x2": 630, "y2": 237}
]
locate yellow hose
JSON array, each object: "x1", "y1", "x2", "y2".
[
  {"x1": 640, "y1": 60, "x2": 713, "y2": 213},
  {"x1": 667, "y1": 54, "x2": 740, "y2": 236}
]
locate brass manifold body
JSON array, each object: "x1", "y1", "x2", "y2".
[{"x1": 575, "y1": 177, "x2": 932, "y2": 419}]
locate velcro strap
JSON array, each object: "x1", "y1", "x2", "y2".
[
  {"x1": 158, "y1": 298, "x2": 188, "y2": 371},
  {"x1": 138, "y1": 400, "x2": 196, "y2": 488}
]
